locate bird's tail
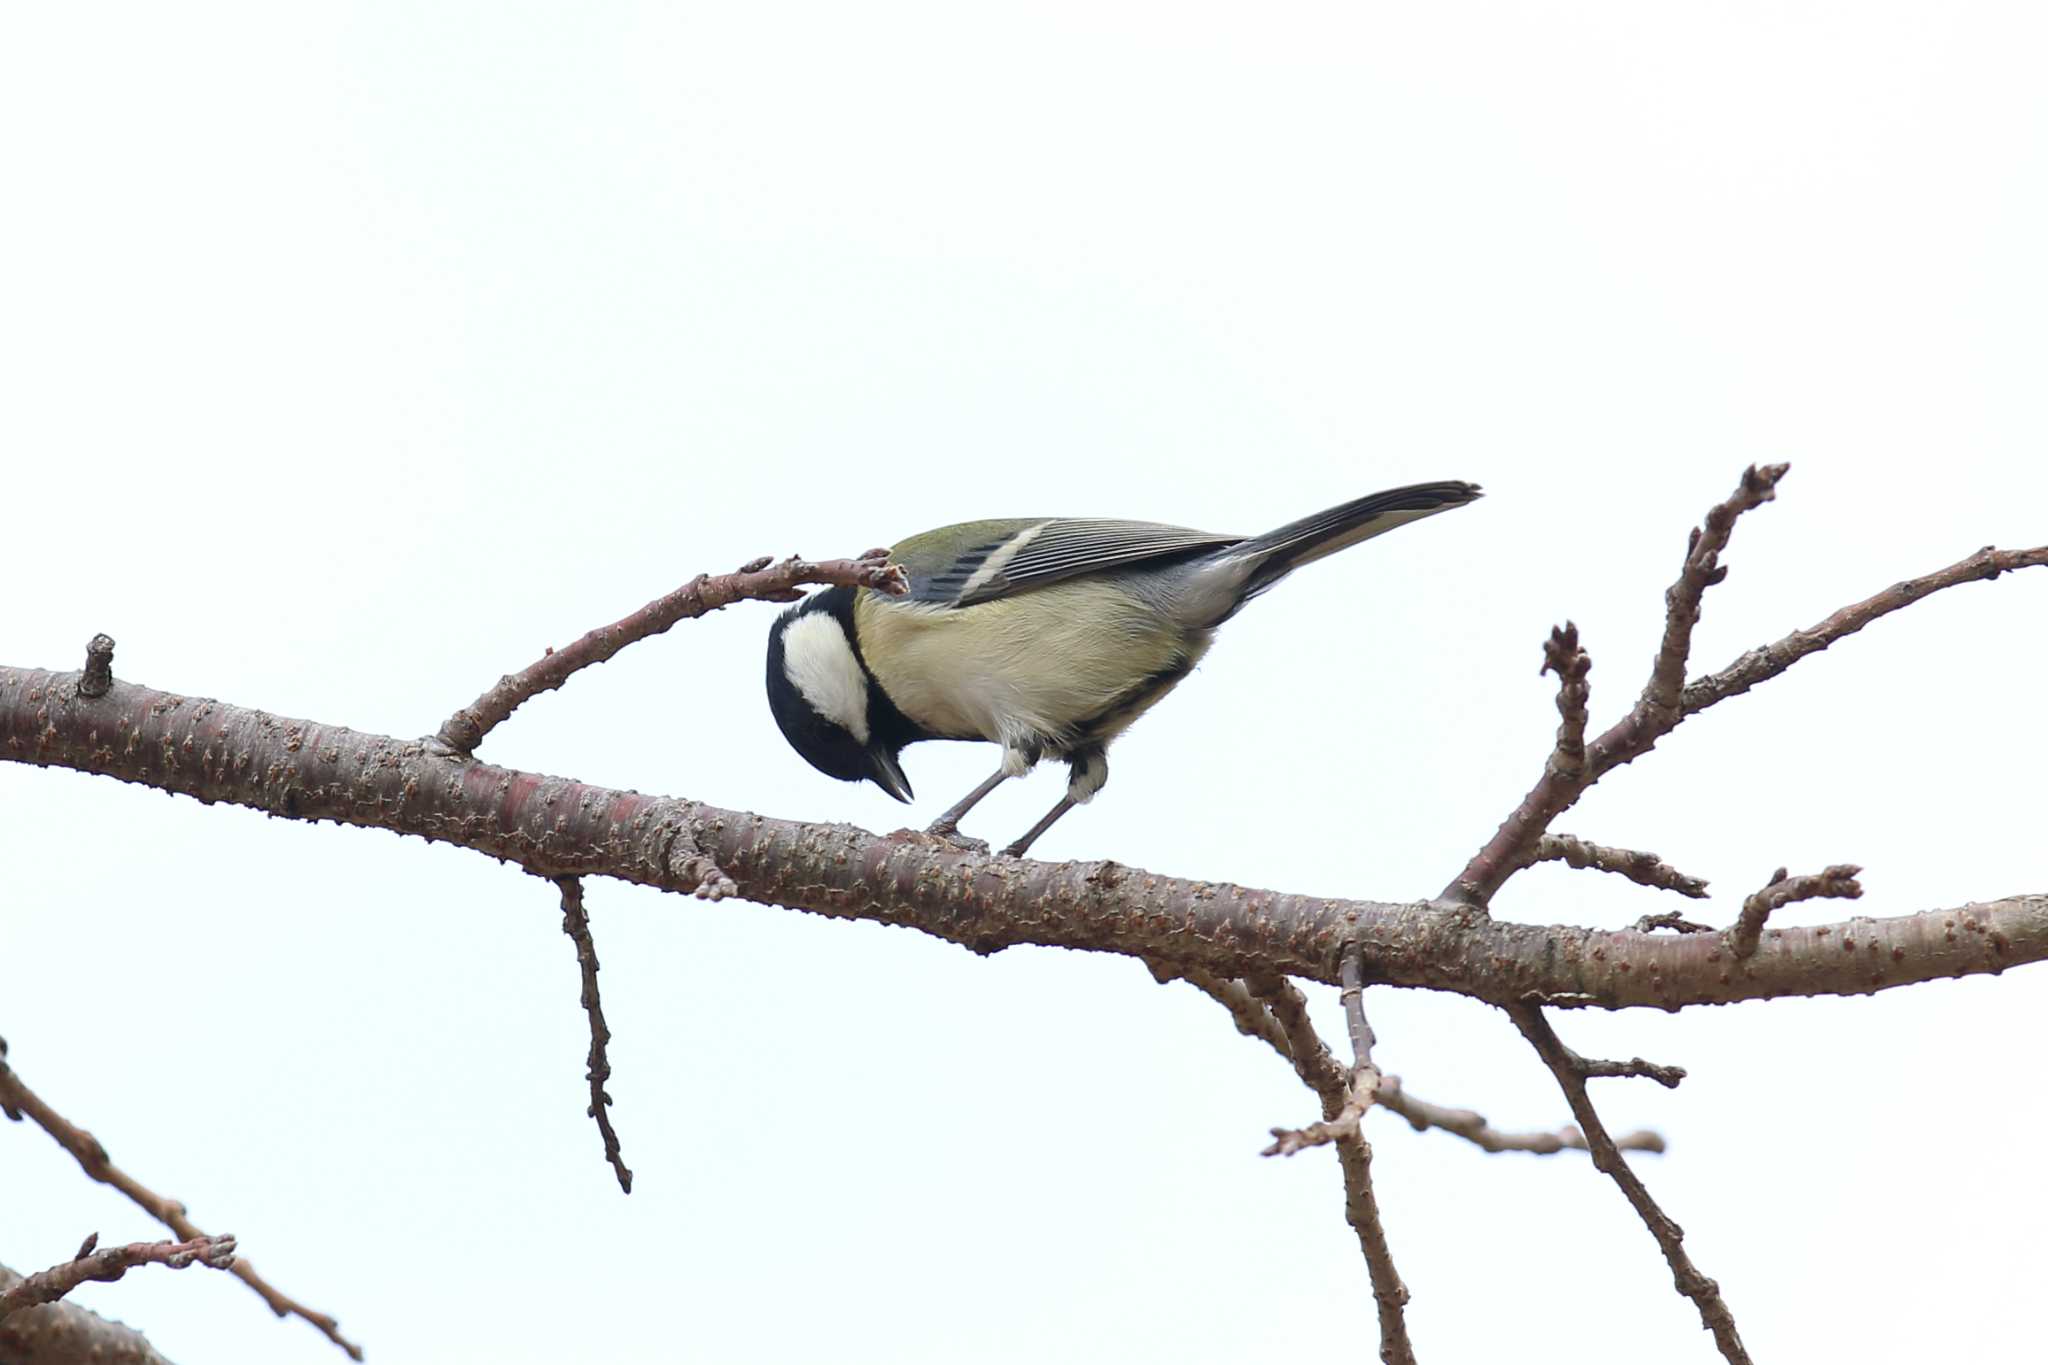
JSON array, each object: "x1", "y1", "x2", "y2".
[{"x1": 1226, "y1": 480, "x2": 1482, "y2": 600}]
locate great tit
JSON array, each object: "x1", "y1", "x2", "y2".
[{"x1": 766, "y1": 481, "x2": 1480, "y2": 856}]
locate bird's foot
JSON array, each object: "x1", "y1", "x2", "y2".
[{"x1": 922, "y1": 821, "x2": 990, "y2": 855}]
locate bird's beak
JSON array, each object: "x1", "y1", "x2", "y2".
[{"x1": 865, "y1": 748, "x2": 914, "y2": 804}]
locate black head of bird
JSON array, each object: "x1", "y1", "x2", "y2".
[{"x1": 765, "y1": 480, "x2": 1481, "y2": 856}]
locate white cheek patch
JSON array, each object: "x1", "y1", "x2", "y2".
[{"x1": 782, "y1": 612, "x2": 871, "y2": 743}]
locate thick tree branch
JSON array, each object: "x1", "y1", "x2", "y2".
[
  {"x1": 0, "y1": 1045, "x2": 362, "y2": 1360},
  {"x1": 0, "y1": 1262, "x2": 173, "y2": 1365},
  {"x1": 434, "y1": 550, "x2": 908, "y2": 755},
  {"x1": 0, "y1": 1235, "x2": 237, "y2": 1324},
  {"x1": 555, "y1": 876, "x2": 632, "y2": 1192},
  {"x1": 4, "y1": 663, "x2": 2044, "y2": 1009},
  {"x1": 1508, "y1": 1003, "x2": 1747, "y2": 1364}
]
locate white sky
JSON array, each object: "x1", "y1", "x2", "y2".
[{"x1": 3, "y1": 4, "x2": 2045, "y2": 1362}]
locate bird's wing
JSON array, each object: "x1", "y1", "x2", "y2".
[{"x1": 895, "y1": 518, "x2": 1244, "y2": 608}]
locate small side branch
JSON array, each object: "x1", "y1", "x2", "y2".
[
  {"x1": 1684, "y1": 544, "x2": 2048, "y2": 716},
  {"x1": 0, "y1": 1235, "x2": 237, "y2": 1324},
  {"x1": 1544, "y1": 623, "x2": 1592, "y2": 779},
  {"x1": 77, "y1": 634, "x2": 116, "y2": 699},
  {"x1": 1244, "y1": 976, "x2": 1350, "y2": 1098},
  {"x1": 555, "y1": 877, "x2": 632, "y2": 1193},
  {"x1": 1519, "y1": 834, "x2": 1710, "y2": 900},
  {"x1": 1633, "y1": 911, "x2": 1715, "y2": 935},
  {"x1": 1508, "y1": 1003, "x2": 1747, "y2": 1365},
  {"x1": 1150, "y1": 963, "x2": 1296, "y2": 1061},
  {"x1": 0, "y1": 1042, "x2": 362, "y2": 1360},
  {"x1": 1338, "y1": 950, "x2": 1380, "y2": 1071},
  {"x1": 1444, "y1": 622, "x2": 1595, "y2": 905},
  {"x1": 435, "y1": 549, "x2": 909, "y2": 755},
  {"x1": 1642, "y1": 464, "x2": 1789, "y2": 721},
  {"x1": 1729, "y1": 864, "x2": 1863, "y2": 959},
  {"x1": 1579, "y1": 1055, "x2": 1687, "y2": 1089}
]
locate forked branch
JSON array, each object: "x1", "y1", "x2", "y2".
[
  {"x1": 1247, "y1": 972, "x2": 1413, "y2": 1365},
  {"x1": 1509, "y1": 1003, "x2": 1747, "y2": 1364},
  {"x1": 1449, "y1": 466, "x2": 1791, "y2": 906},
  {"x1": 0, "y1": 1043, "x2": 362, "y2": 1359}
]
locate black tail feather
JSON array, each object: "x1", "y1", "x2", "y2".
[{"x1": 1231, "y1": 480, "x2": 1481, "y2": 597}]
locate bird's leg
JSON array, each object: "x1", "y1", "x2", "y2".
[
  {"x1": 1000, "y1": 796, "x2": 1076, "y2": 858},
  {"x1": 1000, "y1": 746, "x2": 1105, "y2": 858},
  {"x1": 927, "y1": 767, "x2": 1009, "y2": 840}
]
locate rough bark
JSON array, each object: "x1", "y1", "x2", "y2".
[{"x1": 4, "y1": 664, "x2": 2040, "y2": 1011}]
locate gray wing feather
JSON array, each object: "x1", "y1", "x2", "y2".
[{"x1": 914, "y1": 519, "x2": 1242, "y2": 608}]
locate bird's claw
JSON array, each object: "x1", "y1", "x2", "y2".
[{"x1": 922, "y1": 823, "x2": 991, "y2": 854}]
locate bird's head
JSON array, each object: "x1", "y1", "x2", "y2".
[{"x1": 765, "y1": 590, "x2": 916, "y2": 803}]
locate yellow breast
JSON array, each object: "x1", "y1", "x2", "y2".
[{"x1": 854, "y1": 579, "x2": 1201, "y2": 749}]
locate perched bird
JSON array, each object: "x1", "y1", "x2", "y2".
[{"x1": 766, "y1": 481, "x2": 1480, "y2": 856}]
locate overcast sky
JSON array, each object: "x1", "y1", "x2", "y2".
[{"x1": 4, "y1": 4, "x2": 2045, "y2": 1362}]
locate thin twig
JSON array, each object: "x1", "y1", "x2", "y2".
[
  {"x1": 435, "y1": 549, "x2": 910, "y2": 755},
  {"x1": 1683, "y1": 544, "x2": 2048, "y2": 716},
  {"x1": 555, "y1": 876, "x2": 632, "y2": 1192},
  {"x1": 1339, "y1": 950, "x2": 1379, "y2": 1069},
  {"x1": 1544, "y1": 623, "x2": 1592, "y2": 779},
  {"x1": 1578, "y1": 1055, "x2": 1687, "y2": 1088},
  {"x1": 0, "y1": 1043, "x2": 362, "y2": 1360},
  {"x1": 1508, "y1": 1002, "x2": 1748, "y2": 1364},
  {"x1": 1444, "y1": 620, "x2": 1595, "y2": 905},
  {"x1": 0, "y1": 1235, "x2": 237, "y2": 1323},
  {"x1": 1374, "y1": 1077, "x2": 1665, "y2": 1156},
  {"x1": 1519, "y1": 834, "x2": 1710, "y2": 899},
  {"x1": 1729, "y1": 864, "x2": 1863, "y2": 959}
]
